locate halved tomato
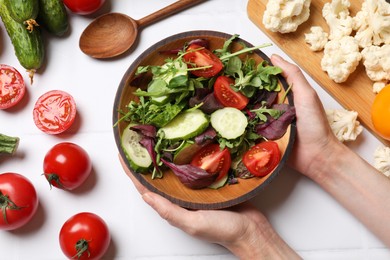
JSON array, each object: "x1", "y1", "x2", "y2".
[
  {"x1": 213, "y1": 75, "x2": 249, "y2": 110},
  {"x1": 33, "y1": 90, "x2": 77, "y2": 135},
  {"x1": 243, "y1": 141, "x2": 281, "y2": 177},
  {"x1": 0, "y1": 64, "x2": 26, "y2": 109},
  {"x1": 183, "y1": 43, "x2": 223, "y2": 78},
  {"x1": 190, "y1": 143, "x2": 231, "y2": 181}
]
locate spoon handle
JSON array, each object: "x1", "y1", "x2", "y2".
[{"x1": 137, "y1": 0, "x2": 206, "y2": 28}]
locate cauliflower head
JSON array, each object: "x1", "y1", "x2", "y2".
[
  {"x1": 304, "y1": 26, "x2": 329, "y2": 51},
  {"x1": 373, "y1": 81, "x2": 388, "y2": 93},
  {"x1": 361, "y1": 44, "x2": 390, "y2": 82},
  {"x1": 322, "y1": 0, "x2": 354, "y2": 40},
  {"x1": 353, "y1": 0, "x2": 390, "y2": 48},
  {"x1": 374, "y1": 145, "x2": 390, "y2": 177},
  {"x1": 325, "y1": 109, "x2": 363, "y2": 142},
  {"x1": 321, "y1": 36, "x2": 362, "y2": 83},
  {"x1": 262, "y1": 0, "x2": 311, "y2": 33}
]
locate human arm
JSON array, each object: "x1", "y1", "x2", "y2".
[
  {"x1": 271, "y1": 54, "x2": 390, "y2": 247},
  {"x1": 119, "y1": 155, "x2": 301, "y2": 259}
]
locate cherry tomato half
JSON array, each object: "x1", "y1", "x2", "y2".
[
  {"x1": 190, "y1": 143, "x2": 231, "y2": 181},
  {"x1": 0, "y1": 173, "x2": 39, "y2": 230},
  {"x1": 213, "y1": 75, "x2": 249, "y2": 110},
  {"x1": 63, "y1": 0, "x2": 105, "y2": 15},
  {"x1": 183, "y1": 43, "x2": 223, "y2": 78},
  {"x1": 0, "y1": 64, "x2": 26, "y2": 109},
  {"x1": 59, "y1": 212, "x2": 110, "y2": 260},
  {"x1": 242, "y1": 141, "x2": 281, "y2": 177},
  {"x1": 371, "y1": 84, "x2": 390, "y2": 141},
  {"x1": 43, "y1": 142, "x2": 92, "y2": 190},
  {"x1": 33, "y1": 90, "x2": 77, "y2": 135}
]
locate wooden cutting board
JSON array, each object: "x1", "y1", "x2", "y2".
[{"x1": 247, "y1": 0, "x2": 390, "y2": 146}]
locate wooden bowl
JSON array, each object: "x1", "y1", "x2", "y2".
[{"x1": 113, "y1": 30, "x2": 296, "y2": 210}]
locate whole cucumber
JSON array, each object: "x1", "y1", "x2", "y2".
[
  {"x1": 4, "y1": 0, "x2": 39, "y2": 31},
  {"x1": 37, "y1": 0, "x2": 69, "y2": 36},
  {"x1": 0, "y1": 1, "x2": 44, "y2": 81}
]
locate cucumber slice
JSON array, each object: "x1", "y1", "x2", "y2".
[
  {"x1": 159, "y1": 109, "x2": 209, "y2": 141},
  {"x1": 173, "y1": 142, "x2": 203, "y2": 165},
  {"x1": 121, "y1": 125, "x2": 152, "y2": 172},
  {"x1": 211, "y1": 107, "x2": 248, "y2": 139},
  {"x1": 208, "y1": 174, "x2": 228, "y2": 189}
]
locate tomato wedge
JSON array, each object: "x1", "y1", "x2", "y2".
[
  {"x1": 190, "y1": 143, "x2": 231, "y2": 181},
  {"x1": 33, "y1": 90, "x2": 77, "y2": 135},
  {"x1": 243, "y1": 141, "x2": 281, "y2": 177},
  {"x1": 213, "y1": 76, "x2": 249, "y2": 110},
  {"x1": 183, "y1": 43, "x2": 223, "y2": 78},
  {"x1": 0, "y1": 64, "x2": 26, "y2": 109}
]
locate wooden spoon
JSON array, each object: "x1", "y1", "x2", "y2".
[{"x1": 79, "y1": 0, "x2": 206, "y2": 59}]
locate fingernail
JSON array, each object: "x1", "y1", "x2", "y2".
[
  {"x1": 142, "y1": 193, "x2": 153, "y2": 205},
  {"x1": 271, "y1": 54, "x2": 284, "y2": 62}
]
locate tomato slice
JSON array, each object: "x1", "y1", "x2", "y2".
[
  {"x1": 213, "y1": 76, "x2": 249, "y2": 110},
  {"x1": 242, "y1": 141, "x2": 281, "y2": 177},
  {"x1": 33, "y1": 90, "x2": 77, "y2": 135},
  {"x1": 0, "y1": 64, "x2": 26, "y2": 109},
  {"x1": 183, "y1": 43, "x2": 223, "y2": 78},
  {"x1": 190, "y1": 143, "x2": 231, "y2": 181}
]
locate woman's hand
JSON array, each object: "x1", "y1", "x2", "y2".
[
  {"x1": 270, "y1": 54, "x2": 340, "y2": 178},
  {"x1": 119, "y1": 155, "x2": 301, "y2": 259}
]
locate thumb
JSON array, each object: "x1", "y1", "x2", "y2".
[
  {"x1": 142, "y1": 192, "x2": 194, "y2": 230},
  {"x1": 270, "y1": 54, "x2": 312, "y2": 92}
]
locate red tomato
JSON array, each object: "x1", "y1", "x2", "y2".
[
  {"x1": 0, "y1": 64, "x2": 26, "y2": 109},
  {"x1": 0, "y1": 173, "x2": 38, "y2": 230},
  {"x1": 213, "y1": 75, "x2": 249, "y2": 110},
  {"x1": 190, "y1": 143, "x2": 231, "y2": 181},
  {"x1": 243, "y1": 141, "x2": 281, "y2": 177},
  {"x1": 183, "y1": 43, "x2": 223, "y2": 78},
  {"x1": 63, "y1": 0, "x2": 105, "y2": 15},
  {"x1": 33, "y1": 90, "x2": 77, "y2": 135},
  {"x1": 43, "y1": 142, "x2": 92, "y2": 190},
  {"x1": 59, "y1": 212, "x2": 110, "y2": 260}
]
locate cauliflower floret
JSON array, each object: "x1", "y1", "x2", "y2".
[
  {"x1": 304, "y1": 26, "x2": 329, "y2": 51},
  {"x1": 373, "y1": 81, "x2": 388, "y2": 93},
  {"x1": 361, "y1": 44, "x2": 390, "y2": 82},
  {"x1": 321, "y1": 36, "x2": 362, "y2": 83},
  {"x1": 262, "y1": 0, "x2": 311, "y2": 33},
  {"x1": 322, "y1": 0, "x2": 354, "y2": 40},
  {"x1": 326, "y1": 109, "x2": 363, "y2": 142},
  {"x1": 373, "y1": 145, "x2": 390, "y2": 177},
  {"x1": 353, "y1": 0, "x2": 390, "y2": 48}
]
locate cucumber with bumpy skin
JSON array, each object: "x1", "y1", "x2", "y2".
[
  {"x1": 37, "y1": 0, "x2": 69, "y2": 36},
  {"x1": 5, "y1": 0, "x2": 39, "y2": 31},
  {"x1": 0, "y1": 1, "x2": 44, "y2": 82}
]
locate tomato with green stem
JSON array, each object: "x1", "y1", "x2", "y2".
[
  {"x1": 0, "y1": 64, "x2": 26, "y2": 110},
  {"x1": 0, "y1": 173, "x2": 38, "y2": 230},
  {"x1": 190, "y1": 143, "x2": 231, "y2": 181},
  {"x1": 243, "y1": 141, "x2": 281, "y2": 177},
  {"x1": 183, "y1": 43, "x2": 223, "y2": 78},
  {"x1": 59, "y1": 212, "x2": 110, "y2": 260},
  {"x1": 43, "y1": 142, "x2": 92, "y2": 190},
  {"x1": 213, "y1": 75, "x2": 249, "y2": 110}
]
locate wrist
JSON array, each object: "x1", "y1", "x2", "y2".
[{"x1": 226, "y1": 216, "x2": 301, "y2": 259}]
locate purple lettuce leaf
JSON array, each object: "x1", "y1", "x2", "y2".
[
  {"x1": 255, "y1": 104, "x2": 296, "y2": 140},
  {"x1": 189, "y1": 88, "x2": 223, "y2": 114},
  {"x1": 161, "y1": 159, "x2": 218, "y2": 189}
]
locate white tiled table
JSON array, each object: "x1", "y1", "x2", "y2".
[{"x1": 0, "y1": 0, "x2": 389, "y2": 259}]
